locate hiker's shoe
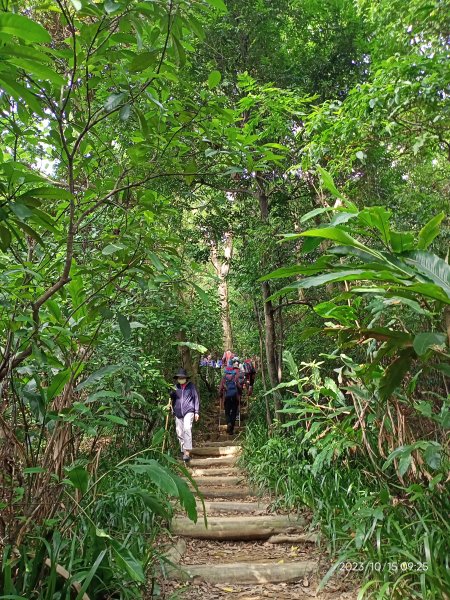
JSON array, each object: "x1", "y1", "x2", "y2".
[
  {"x1": 226, "y1": 424, "x2": 232, "y2": 434},
  {"x1": 183, "y1": 455, "x2": 191, "y2": 464}
]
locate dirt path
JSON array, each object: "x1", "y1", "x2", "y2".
[{"x1": 155, "y1": 402, "x2": 359, "y2": 599}]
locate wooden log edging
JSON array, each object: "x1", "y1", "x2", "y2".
[
  {"x1": 172, "y1": 514, "x2": 306, "y2": 540},
  {"x1": 171, "y1": 560, "x2": 318, "y2": 584}
]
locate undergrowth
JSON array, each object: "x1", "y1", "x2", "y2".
[{"x1": 241, "y1": 367, "x2": 450, "y2": 600}]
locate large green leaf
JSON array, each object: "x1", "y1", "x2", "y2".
[
  {"x1": 417, "y1": 212, "x2": 445, "y2": 250},
  {"x1": 75, "y1": 365, "x2": 120, "y2": 391},
  {"x1": 299, "y1": 206, "x2": 333, "y2": 223},
  {"x1": 148, "y1": 251, "x2": 165, "y2": 271},
  {"x1": 288, "y1": 268, "x2": 405, "y2": 290},
  {"x1": 207, "y1": 70, "x2": 222, "y2": 89},
  {"x1": 0, "y1": 225, "x2": 12, "y2": 250},
  {"x1": 19, "y1": 187, "x2": 73, "y2": 201},
  {"x1": 102, "y1": 242, "x2": 127, "y2": 255},
  {"x1": 424, "y1": 443, "x2": 442, "y2": 470},
  {"x1": 127, "y1": 459, "x2": 179, "y2": 496},
  {"x1": 390, "y1": 231, "x2": 415, "y2": 253},
  {"x1": 11, "y1": 58, "x2": 65, "y2": 86},
  {"x1": 66, "y1": 465, "x2": 89, "y2": 494},
  {"x1": 413, "y1": 332, "x2": 447, "y2": 356},
  {"x1": 173, "y1": 475, "x2": 198, "y2": 522},
  {"x1": 0, "y1": 74, "x2": 45, "y2": 115},
  {"x1": 403, "y1": 251, "x2": 450, "y2": 298},
  {"x1": 129, "y1": 50, "x2": 158, "y2": 72},
  {"x1": 0, "y1": 44, "x2": 52, "y2": 64},
  {"x1": 129, "y1": 488, "x2": 170, "y2": 519},
  {"x1": 297, "y1": 227, "x2": 369, "y2": 251},
  {"x1": 328, "y1": 245, "x2": 378, "y2": 263},
  {"x1": 102, "y1": 414, "x2": 128, "y2": 426},
  {"x1": 74, "y1": 550, "x2": 106, "y2": 600},
  {"x1": 47, "y1": 369, "x2": 71, "y2": 401},
  {"x1": 358, "y1": 206, "x2": 391, "y2": 245},
  {"x1": 192, "y1": 283, "x2": 210, "y2": 305},
  {"x1": 259, "y1": 257, "x2": 331, "y2": 281},
  {"x1": 316, "y1": 166, "x2": 345, "y2": 200},
  {"x1": 111, "y1": 542, "x2": 145, "y2": 583},
  {"x1": 393, "y1": 282, "x2": 450, "y2": 304},
  {"x1": 379, "y1": 349, "x2": 413, "y2": 401},
  {"x1": 0, "y1": 13, "x2": 51, "y2": 43},
  {"x1": 118, "y1": 313, "x2": 131, "y2": 340},
  {"x1": 205, "y1": 0, "x2": 228, "y2": 12}
]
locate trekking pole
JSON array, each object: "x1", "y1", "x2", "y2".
[{"x1": 161, "y1": 398, "x2": 172, "y2": 453}]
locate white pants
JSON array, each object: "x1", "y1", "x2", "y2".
[{"x1": 175, "y1": 413, "x2": 195, "y2": 452}]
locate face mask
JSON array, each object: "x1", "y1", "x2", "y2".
[{"x1": 178, "y1": 378, "x2": 187, "y2": 385}]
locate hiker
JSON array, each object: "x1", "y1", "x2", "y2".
[
  {"x1": 219, "y1": 360, "x2": 242, "y2": 434},
  {"x1": 232, "y1": 357, "x2": 246, "y2": 398},
  {"x1": 222, "y1": 349, "x2": 235, "y2": 365},
  {"x1": 243, "y1": 358, "x2": 256, "y2": 396},
  {"x1": 170, "y1": 368, "x2": 200, "y2": 463}
]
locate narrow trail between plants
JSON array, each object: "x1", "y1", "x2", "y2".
[{"x1": 156, "y1": 399, "x2": 359, "y2": 600}]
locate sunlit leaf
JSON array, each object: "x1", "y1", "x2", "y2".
[
  {"x1": 0, "y1": 13, "x2": 51, "y2": 43},
  {"x1": 207, "y1": 70, "x2": 222, "y2": 89}
]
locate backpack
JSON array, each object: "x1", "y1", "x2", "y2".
[
  {"x1": 244, "y1": 360, "x2": 255, "y2": 374},
  {"x1": 224, "y1": 373, "x2": 238, "y2": 398}
]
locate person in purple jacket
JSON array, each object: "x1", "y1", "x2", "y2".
[{"x1": 170, "y1": 368, "x2": 200, "y2": 463}]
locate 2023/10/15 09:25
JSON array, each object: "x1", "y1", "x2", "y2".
[{"x1": 338, "y1": 561, "x2": 429, "y2": 573}]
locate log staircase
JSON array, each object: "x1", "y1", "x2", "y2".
[{"x1": 166, "y1": 407, "x2": 319, "y2": 595}]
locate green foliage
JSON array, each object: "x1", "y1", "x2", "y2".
[
  {"x1": 1, "y1": 0, "x2": 449, "y2": 598},
  {"x1": 242, "y1": 357, "x2": 450, "y2": 599}
]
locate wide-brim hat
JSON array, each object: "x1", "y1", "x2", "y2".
[{"x1": 173, "y1": 368, "x2": 191, "y2": 379}]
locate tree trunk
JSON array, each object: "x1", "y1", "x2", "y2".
[
  {"x1": 218, "y1": 278, "x2": 233, "y2": 350},
  {"x1": 253, "y1": 298, "x2": 271, "y2": 427},
  {"x1": 277, "y1": 297, "x2": 284, "y2": 383},
  {"x1": 211, "y1": 232, "x2": 233, "y2": 350},
  {"x1": 445, "y1": 306, "x2": 450, "y2": 347},
  {"x1": 261, "y1": 281, "x2": 279, "y2": 396},
  {"x1": 256, "y1": 177, "x2": 282, "y2": 417}
]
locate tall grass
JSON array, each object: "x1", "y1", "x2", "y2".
[{"x1": 241, "y1": 388, "x2": 450, "y2": 599}]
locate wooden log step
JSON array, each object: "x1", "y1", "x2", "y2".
[
  {"x1": 218, "y1": 425, "x2": 244, "y2": 431},
  {"x1": 172, "y1": 560, "x2": 317, "y2": 584},
  {"x1": 190, "y1": 467, "x2": 239, "y2": 477},
  {"x1": 194, "y1": 487, "x2": 252, "y2": 500},
  {"x1": 201, "y1": 501, "x2": 269, "y2": 514},
  {"x1": 190, "y1": 446, "x2": 241, "y2": 457},
  {"x1": 172, "y1": 515, "x2": 305, "y2": 540},
  {"x1": 190, "y1": 476, "x2": 244, "y2": 487},
  {"x1": 189, "y1": 456, "x2": 238, "y2": 468},
  {"x1": 202, "y1": 440, "x2": 240, "y2": 447}
]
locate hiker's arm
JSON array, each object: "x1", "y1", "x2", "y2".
[
  {"x1": 193, "y1": 386, "x2": 200, "y2": 418},
  {"x1": 169, "y1": 389, "x2": 176, "y2": 412}
]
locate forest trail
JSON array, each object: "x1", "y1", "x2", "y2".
[{"x1": 160, "y1": 403, "x2": 358, "y2": 600}]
